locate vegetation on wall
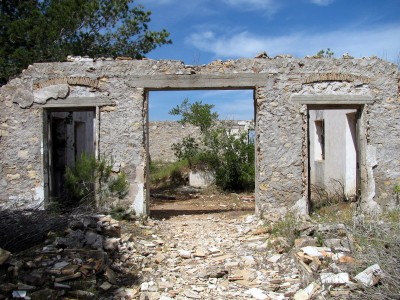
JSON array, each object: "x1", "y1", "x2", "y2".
[
  {"x1": 315, "y1": 48, "x2": 335, "y2": 58},
  {"x1": 169, "y1": 99, "x2": 255, "y2": 192},
  {"x1": 0, "y1": 0, "x2": 171, "y2": 85}
]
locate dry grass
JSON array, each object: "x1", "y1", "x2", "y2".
[{"x1": 312, "y1": 204, "x2": 400, "y2": 300}]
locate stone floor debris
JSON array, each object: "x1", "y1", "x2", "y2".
[{"x1": 0, "y1": 193, "x2": 388, "y2": 299}]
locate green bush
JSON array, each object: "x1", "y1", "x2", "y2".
[
  {"x1": 171, "y1": 136, "x2": 200, "y2": 167},
  {"x1": 204, "y1": 128, "x2": 255, "y2": 191},
  {"x1": 170, "y1": 99, "x2": 255, "y2": 192},
  {"x1": 65, "y1": 153, "x2": 129, "y2": 208}
]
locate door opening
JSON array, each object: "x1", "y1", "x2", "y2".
[
  {"x1": 45, "y1": 109, "x2": 96, "y2": 203},
  {"x1": 147, "y1": 89, "x2": 256, "y2": 218},
  {"x1": 308, "y1": 107, "x2": 360, "y2": 210}
]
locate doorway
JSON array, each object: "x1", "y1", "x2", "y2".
[
  {"x1": 147, "y1": 89, "x2": 256, "y2": 218},
  {"x1": 45, "y1": 109, "x2": 96, "y2": 202},
  {"x1": 308, "y1": 107, "x2": 360, "y2": 209}
]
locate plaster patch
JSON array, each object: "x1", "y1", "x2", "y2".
[
  {"x1": 363, "y1": 145, "x2": 382, "y2": 214},
  {"x1": 132, "y1": 183, "x2": 145, "y2": 215},
  {"x1": 12, "y1": 89, "x2": 34, "y2": 108},
  {"x1": 33, "y1": 186, "x2": 44, "y2": 202},
  {"x1": 291, "y1": 196, "x2": 309, "y2": 216},
  {"x1": 33, "y1": 84, "x2": 69, "y2": 104}
]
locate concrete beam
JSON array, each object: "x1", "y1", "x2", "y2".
[
  {"x1": 41, "y1": 97, "x2": 114, "y2": 108},
  {"x1": 290, "y1": 94, "x2": 374, "y2": 105},
  {"x1": 127, "y1": 74, "x2": 267, "y2": 89}
]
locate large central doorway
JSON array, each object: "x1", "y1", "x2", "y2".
[{"x1": 147, "y1": 89, "x2": 256, "y2": 218}]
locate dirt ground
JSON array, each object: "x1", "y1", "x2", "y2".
[{"x1": 149, "y1": 186, "x2": 255, "y2": 220}]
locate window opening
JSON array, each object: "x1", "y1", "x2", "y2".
[{"x1": 314, "y1": 120, "x2": 325, "y2": 161}]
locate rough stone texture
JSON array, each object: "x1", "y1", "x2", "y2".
[
  {"x1": 149, "y1": 120, "x2": 253, "y2": 163},
  {"x1": 0, "y1": 57, "x2": 399, "y2": 217},
  {"x1": 149, "y1": 121, "x2": 202, "y2": 163}
]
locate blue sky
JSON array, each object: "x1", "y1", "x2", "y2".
[{"x1": 140, "y1": 0, "x2": 400, "y2": 121}]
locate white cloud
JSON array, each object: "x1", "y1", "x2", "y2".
[
  {"x1": 309, "y1": 0, "x2": 334, "y2": 6},
  {"x1": 222, "y1": 0, "x2": 280, "y2": 13},
  {"x1": 218, "y1": 98, "x2": 254, "y2": 120},
  {"x1": 186, "y1": 24, "x2": 400, "y2": 62}
]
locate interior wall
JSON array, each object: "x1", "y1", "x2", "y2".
[{"x1": 309, "y1": 108, "x2": 358, "y2": 199}]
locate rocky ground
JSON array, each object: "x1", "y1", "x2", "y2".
[{"x1": 0, "y1": 189, "x2": 386, "y2": 299}]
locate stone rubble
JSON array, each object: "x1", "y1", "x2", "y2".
[
  {"x1": 0, "y1": 211, "x2": 386, "y2": 299},
  {"x1": 135, "y1": 213, "x2": 303, "y2": 300}
]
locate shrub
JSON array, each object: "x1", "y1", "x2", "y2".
[
  {"x1": 170, "y1": 99, "x2": 255, "y2": 192},
  {"x1": 310, "y1": 179, "x2": 348, "y2": 211},
  {"x1": 64, "y1": 153, "x2": 129, "y2": 208}
]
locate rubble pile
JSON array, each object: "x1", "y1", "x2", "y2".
[
  {"x1": 293, "y1": 223, "x2": 384, "y2": 299},
  {"x1": 0, "y1": 214, "x2": 135, "y2": 299},
  {"x1": 135, "y1": 214, "x2": 303, "y2": 300},
  {"x1": 0, "y1": 212, "x2": 388, "y2": 300}
]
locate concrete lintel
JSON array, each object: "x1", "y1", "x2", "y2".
[
  {"x1": 128, "y1": 74, "x2": 266, "y2": 89},
  {"x1": 41, "y1": 97, "x2": 114, "y2": 108},
  {"x1": 290, "y1": 94, "x2": 373, "y2": 105}
]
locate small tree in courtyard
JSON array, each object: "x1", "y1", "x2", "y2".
[{"x1": 170, "y1": 99, "x2": 255, "y2": 192}]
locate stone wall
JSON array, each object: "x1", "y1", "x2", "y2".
[
  {"x1": 149, "y1": 120, "x2": 253, "y2": 163},
  {"x1": 0, "y1": 56, "x2": 398, "y2": 218}
]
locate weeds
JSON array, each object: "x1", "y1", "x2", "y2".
[
  {"x1": 269, "y1": 213, "x2": 300, "y2": 248},
  {"x1": 312, "y1": 202, "x2": 400, "y2": 300},
  {"x1": 394, "y1": 182, "x2": 400, "y2": 204},
  {"x1": 310, "y1": 179, "x2": 349, "y2": 211},
  {"x1": 150, "y1": 160, "x2": 189, "y2": 187},
  {"x1": 350, "y1": 209, "x2": 400, "y2": 299}
]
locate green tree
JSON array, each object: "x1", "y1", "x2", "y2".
[
  {"x1": 169, "y1": 98, "x2": 218, "y2": 133},
  {"x1": 170, "y1": 99, "x2": 255, "y2": 192},
  {"x1": 0, "y1": 0, "x2": 171, "y2": 85}
]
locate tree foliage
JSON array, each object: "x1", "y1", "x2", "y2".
[
  {"x1": 169, "y1": 98, "x2": 218, "y2": 133},
  {"x1": 170, "y1": 99, "x2": 255, "y2": 192},
  {"x1": 0, "y1": 0, "x2": 171, "y2": 84}
]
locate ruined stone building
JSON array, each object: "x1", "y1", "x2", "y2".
[{"x1": 0, "y1": 56, "x2": 399, "y2": 219}]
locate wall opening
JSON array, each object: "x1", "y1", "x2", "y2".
[
  {"x1": 146, "y1": 89, "x2": 256, "y2": 218},
  {"x1": 44, "y1": 109, "x2": 96, "y2": 204},
  {"x1": 308, "y1": 107, "x2": 360, "y2": 209},
  {"x1": 314, "y1": 120, "x2": 325, "y2": 161}
]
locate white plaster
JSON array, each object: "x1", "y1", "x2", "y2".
[
  {"x1": 291, "y1": 196, "x2": 309, "y2": 216},
  {"x1": 364, "y1": 145, "x2": 382, "y2": 213},
  {"x1": 345, "y1": 113, "x2": 357, "y2": 196},
  {"x1": 189, "y1": 170, "x2": 215, "y2": 188},
  {"x1": 132, "y1": 183, "x2": 145, "y2": 215},
  {"x1": 33, "y1": 186, "x2": 44, "y2": 202},
  {"x1": 366, "y1": 144, "x2": 377, "y2": 167},
  {"x1": 309, "y1": 109, "x2": 358, "y2": 199}
]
